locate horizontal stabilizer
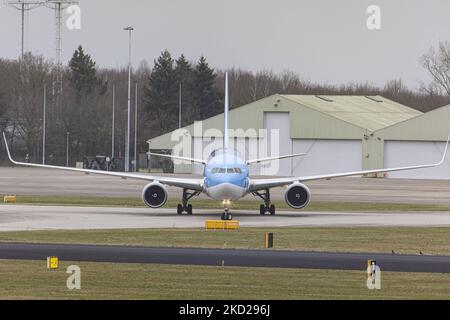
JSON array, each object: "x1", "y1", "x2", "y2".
[
  {"x1": 148, "y1": 152, "x2": 206, "y2": 165},
  {"x1": 246, "y1": 153, "x2": 307, "y2": 165}
]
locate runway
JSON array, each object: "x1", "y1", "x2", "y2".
[
  {"x1": 1, "y1": 242, "x2": 449, "y2": 273},
  {"x1": 2, "y1": 204, "x2": 450, "y2": 230}
]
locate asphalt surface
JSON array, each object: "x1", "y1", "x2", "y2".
[
  {"x1": 3, "y1": 167, "x2": 450, "y2": 204},
  {"x1": 1, "y1": 242, "x2": 449, "y2": 273},
  {"x1": 2, "y1": 205, "x2": 450, "y2": 230}
]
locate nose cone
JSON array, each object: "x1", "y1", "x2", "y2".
[{"x1": 206, "y1": 181, "x2": 246, "y2": 201}]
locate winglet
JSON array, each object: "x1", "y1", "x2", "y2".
[
  {"x1": 436, "y1": 133, "x2": 450, "y2": 166},
  {"x1": 2, "y1": 132, "x2": 17, "y2": 165}
]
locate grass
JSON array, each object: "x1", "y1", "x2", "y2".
[
  {"x1": 4, "y1": 195, "x2": 450, "y2": 212},
  {"x1": 0, "y1": 259, "x2": 449, "y2": 299},
  {"x1": 1, "y1": 227, "x2": 450, "y2": 255}
]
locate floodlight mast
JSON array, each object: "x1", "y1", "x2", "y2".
[
  {"x1": 123, "y1": 26, "x2": 134, "y2": 172},
  {"x1": 42, "y1": 0, "x2": 79, "y2": 66},
  {"x1": 5, "y1": 0, "x2": 44, "y2": 58}
]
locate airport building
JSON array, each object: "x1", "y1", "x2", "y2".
[{"x1": 147, "y1": 94, "x2": 450, "y2": 179}]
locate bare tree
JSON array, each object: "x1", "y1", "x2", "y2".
[{"x1": 420, "y1": 41, "x2": 450, "y2": 95}]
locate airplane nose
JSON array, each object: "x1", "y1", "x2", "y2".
[{"x1": 207, "y1": 179, "x2": 246, "y2": 201}]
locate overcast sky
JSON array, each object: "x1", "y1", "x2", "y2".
[{"x1": 0, "y1": 0, "x2": 449, "y2": 89}]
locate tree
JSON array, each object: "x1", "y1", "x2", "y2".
[
  {"x1": 13, "y1": 53, "x2": 52, "y2": 161},
  {"x1": 0, "y1": 92, "x2": 8, "y2": 132},
  {"x1": 191, "y1": 56, "x2": 221, "y2": 120},
  {"x1": 420, "y1": 41, "x2": 450, "y2": 96},
  {"x1": 144, "y1": 50, "x2": 178, "y2": 137},
  {"x1": 175, "y1": 54, "x2": 194, "y2": 126},
  {"x1": 69, "y1": 46, "x2": 106, "y2": 98},
  {"x1": 67, "y1": 45, "x2": 108, "y2": 160}
]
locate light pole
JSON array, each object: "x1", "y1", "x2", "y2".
[
  {"x1": 66, "y1": 131, "x2": 70, "y2": 167},
  {"x1": 123, "y1": 26, "x2": 134, "y2": 172},
  {"x1": 42, "y1": 84, "x2": 46, "y2": 164},
  {"x1": 111, "y1": 82, "x2": 115, "y2": 158},
  {"x1": 134, "y1": 81, "x2": 138, "y2": 172}
]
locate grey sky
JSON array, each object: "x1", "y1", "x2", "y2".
[{"x1": 0, "y1": 0, "x2": 449, "y2": 89}]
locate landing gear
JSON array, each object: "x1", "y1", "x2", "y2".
[
  {"x1": 253, "y1": 188, "x2": 275, "y2": 216},
  {"x1": 221, "y1": 208, "x2": 233, "y2": 221},
  {"x1": 269, "y1": 204, "x2": 275, "y2": 215},
  {"x1": 177, "y1": 189, "x2": 199, "y2": 215}
]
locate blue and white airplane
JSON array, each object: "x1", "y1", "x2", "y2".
[{"x1": 3, "y1": 73, "x2": 450, "y2": 220}]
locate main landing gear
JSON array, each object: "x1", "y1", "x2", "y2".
[
  {"x1": 177, "y1": 189, "x2": 200, "y2": 215},
  {"x1": 252, "y1": 188, "x2": 276, "y2": 215}
]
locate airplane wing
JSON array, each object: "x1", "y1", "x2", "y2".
[
  {"x1": 246, "y1": 153, "x2": 307, "y2": 165},
  {"x1": 2, "y1": 133, "x2": 203, "y2": 191},
  {"x1": 248, "y1": 133, "x2": 450, "y2": 192}
]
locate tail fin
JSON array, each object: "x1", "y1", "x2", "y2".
[{"x1": 224, "y1": 72, "x2": 229, "y2": 149}]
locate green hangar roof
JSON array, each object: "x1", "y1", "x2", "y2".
[
  {"x1": 281, "y1": 95, "x2": 422, "y2": 132},
  {"x1": 147, "y1": 94, "x2": 422, "y2": 148}
]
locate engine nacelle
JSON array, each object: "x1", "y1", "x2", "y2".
[
  {"x1": 285, "y1": 183, "x2": 311, "y2": 209},
  {"x1": 142, "y1": 182, "x2": 168, "y2": 208}
]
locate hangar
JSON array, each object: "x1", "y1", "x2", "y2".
[
  {"x1": 147, "y1": 94, "x2": 426, "y2": 177},
  {"x1": 372, "y1": 104, "x2": 450, "y2": 179}
]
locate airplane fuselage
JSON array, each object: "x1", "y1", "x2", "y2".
[{"x1": 203, "y1": 150, "x2": 249, "y2": 202}]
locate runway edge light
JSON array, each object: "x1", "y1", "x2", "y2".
[
  {"x1": 47, "y1": 256, "x2": 59, "y2": 270},
  {"x1": 367, "y1": 259, "x2": 376, "y2": 277}
]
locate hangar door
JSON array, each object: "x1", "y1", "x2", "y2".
[
  {"x1": 384, "y1": 140, "x2": 450, "y2": 179},
  {"x1": 292, "y1": 139, "x2": 362, "y2": 177},
  {"x1": 263, "y1": 112, "x2": 291, "y2": 176}
]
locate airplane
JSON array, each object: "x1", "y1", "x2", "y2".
[{"x1": 2, "y1": 72, "x2": 450, "y2": 220}]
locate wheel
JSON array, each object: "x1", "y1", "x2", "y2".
[
  {"x1": 228, "y1": 213, "x2": 233, "y2": 220},
  {"x1": 259, "y1": 204, "x2": 265, "y2": 215},
  {"x1": 177, "y1": 204, "x2": 183, "y2": 215},
  {"x1": 270, "y1": 204, "x2": 275, "y2": 215},
  {"x1": 187, "y1": 204, "x2": 193, "y2": 215},
  {"x1": 221, "y1": 212, "x2": 226, "y2": 220}
]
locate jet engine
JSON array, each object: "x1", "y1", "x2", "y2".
[
  {"x1": 142, "y1": 182, "x2": 168, "y2": 208},
  {"x1": 284, "y1": 183, "x2": 311, "y2": 209}
]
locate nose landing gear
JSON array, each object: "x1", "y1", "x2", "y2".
[{"x1": 221, "y1": 208, "x2": 233, "y2": 221}]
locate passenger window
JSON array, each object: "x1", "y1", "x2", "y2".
[
  {"x1": 235, "y1": 168, "x2": 241, "y2": 174},
  {"x1": 227, "y1": 168, "x2": 234, "y2": 173},
  {"x1": 218, "y1": 168, "x2": 226, "y2": 174},
  {"x1": 211, "y1": 168, "x2": 219, "y2": 174}
]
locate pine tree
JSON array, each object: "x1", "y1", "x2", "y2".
[
  {"x1": 67, "y1": 45, "x2": 106, "y2": 159},
  {"x1": 68, "y1": 46, "x2": 105, "y2": 98},
  {"x1": 144, "y1": 50, "x2": 178, "y2": 137},
  {"x1": 191, "y1": 56, "x2": 221, "y2": 120}
]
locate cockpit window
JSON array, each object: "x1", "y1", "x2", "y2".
[{"x1": 211, "y1": 167, "x2": 242, "y2": 174}]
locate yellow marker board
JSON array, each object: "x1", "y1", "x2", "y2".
[
  {"x1": 3, "y1": 195, "x2": 16, "y2": 203},
  {"x1": 205, "y1": 220, "x2": 240, "y2": 230},
  {"x1": 47, "y1": 256, "x2": 59, "y2": 270}
]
